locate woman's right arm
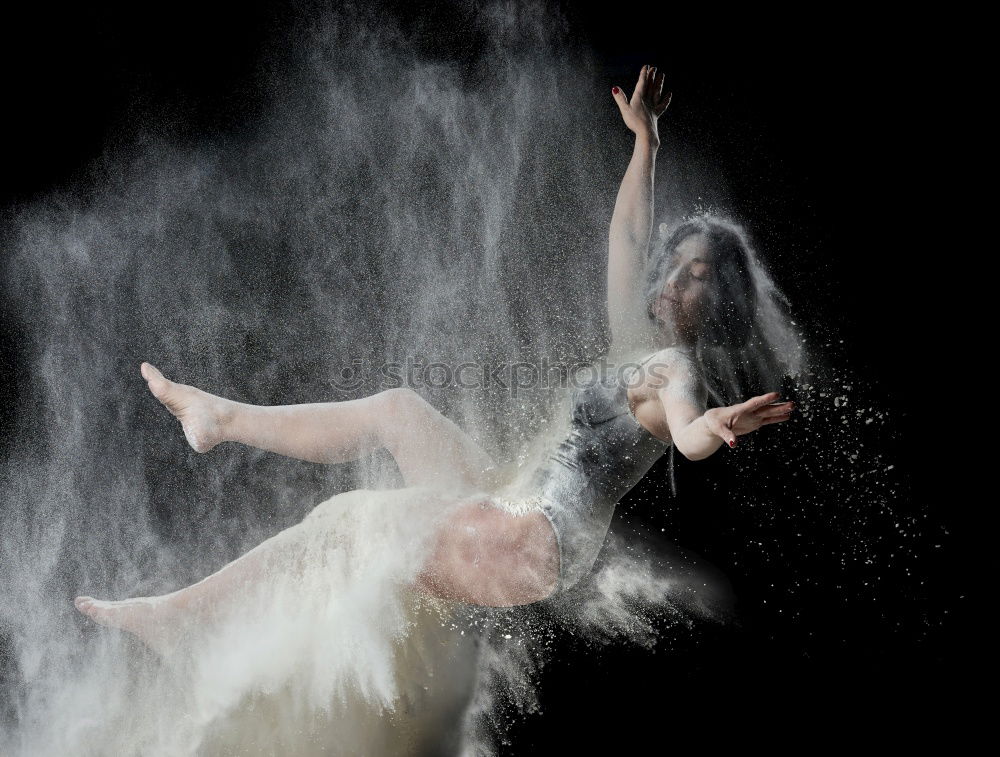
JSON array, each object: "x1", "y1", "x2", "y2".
[{"x1": 608, "y1": 65, "x2": 672, "y2": 354}]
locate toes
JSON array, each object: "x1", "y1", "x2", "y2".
[
  {"x1": 74, "y1": 597, "x2": 104, "y2": 621},
  {"x1": 140, "y1": 362, "x2": 169, "y2": 393},
  {"x1": 76, "y1": 598, "x2": 120, "y2": 626}
]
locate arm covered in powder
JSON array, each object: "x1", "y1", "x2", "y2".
[
  {"x1": 657, "y1": 356, "x2": 796, "y2": 460},
  {"x1": 607, "y1": 64, "x2": 672, "y2": 353}
]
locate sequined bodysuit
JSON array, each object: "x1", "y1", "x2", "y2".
[{"x1": 525, "y1": 354, "x2": 672, "y2": 592}]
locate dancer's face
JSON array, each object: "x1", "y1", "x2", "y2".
[{"x1": 651, "y1": 232, "x2": 714, "y2": 343}]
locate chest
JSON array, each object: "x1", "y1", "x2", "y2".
[{"x1": 626, "y1": 382, "x2": 672, "y2": 443}]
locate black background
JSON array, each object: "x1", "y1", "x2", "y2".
[{"x1": 1, "y1": 1, "x2": 963, "y2": 752}]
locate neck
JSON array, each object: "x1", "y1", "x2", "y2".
[{"x1": 654, "y1": 321, "x2": 698, "y2": 351}]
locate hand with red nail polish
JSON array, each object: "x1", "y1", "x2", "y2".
[
  {"x1": 610, "y1": 63, "x2": 671, "y2": 145},
  {"x1": 704, "y1": 391, "x2": 795, "y2": 451}
]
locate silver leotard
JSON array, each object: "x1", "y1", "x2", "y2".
[{"x1": 528, "y1": 355, "x2": 671, "y2": 593}]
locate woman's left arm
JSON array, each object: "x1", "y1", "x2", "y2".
[{"x1": 660, "y1": 374, "x2": 795, "y2": 461}]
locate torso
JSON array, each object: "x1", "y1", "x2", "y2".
[
  {"x1": 514, "y1": 349, "x2": 684, "y2": 593},
  {"x1": 489, "y1": 347, "x2": 702, "y2": 499}
]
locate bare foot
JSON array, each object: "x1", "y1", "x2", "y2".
[
  {"x1": 74, "y1": 595, "x2": 184, "y2": 656},
  {"x1": 140, "y1": 362, "x2": 233, "y2": 453}
]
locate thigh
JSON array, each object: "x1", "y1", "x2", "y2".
[
  {"x1": 414, "y1": 500, "x2": 559, "y2": 607},
  {"x1": 374, "y1": 388, "x2": 498, "y2": 490}
]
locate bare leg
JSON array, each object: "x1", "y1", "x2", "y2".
[
  {"x1": 75, "y1": 518, "x2": 315, "y2": 655},
  {"x1": 415, "y1": 501, "x2": 560, "y2": 607},
  {"x1": 75, "y1": 502, "x2": 559, "y2": 655},
  {"x1": 140, "y1": 362, "x2": 497, "y2": 488},
  {"x1": 75, "y1": 492, "x2": 560, "y2": 651}
]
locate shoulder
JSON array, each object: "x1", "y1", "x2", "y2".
[
  {"x1": 635, "y1": 347, "x2": 706, "y2": 406},
  {"x1": 649, "y1": 346, "x2": 697, "y2": 365},
  {"x1": 641, "y1": 347, "x2": 698, "y2": 382}
]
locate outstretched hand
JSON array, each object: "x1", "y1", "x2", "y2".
[
  {"x1": 612, "y1": 64, "x2": 672, "y2": 143},
  {"x1": 704, "y1": 392, "x2": 795, "y2": 448}
]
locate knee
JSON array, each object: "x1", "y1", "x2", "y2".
[
  {"x1": 377, "y1": 386, "x2": 419, "y2": 411},
  {"x1": 374, "y1": 387, "x2": 424, "y2": 429}
]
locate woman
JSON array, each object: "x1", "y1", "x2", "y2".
[{"x1": 74, "y1": 65, "x2": 799, "y2": 648}]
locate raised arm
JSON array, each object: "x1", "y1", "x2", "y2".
[{"x1": 608, "y1": 65, "x2": 672, "y2": 354}]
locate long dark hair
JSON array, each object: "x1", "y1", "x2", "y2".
[{"x1": 645, "y1": 213, "x2": 805, "y2": 409}]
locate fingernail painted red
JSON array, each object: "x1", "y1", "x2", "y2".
[
  {"x1": 729, "y1": 440, "x2": 735, "y2": 448},
  {"x1": 612, "y1": 86, "x2": 619, "y2": 94}
]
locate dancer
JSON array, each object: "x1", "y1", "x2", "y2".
[{"x1": 75, "y1": 65, "x2": 799, "y2": 649}]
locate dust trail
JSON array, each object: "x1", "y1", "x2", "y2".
[{"x1": 0, "y1": 2, "x2": 835, "y2": 755}]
